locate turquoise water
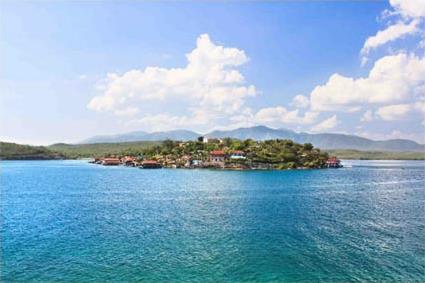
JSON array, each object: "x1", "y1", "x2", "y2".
[{"x1": 1, "y1": 160, "x2": 424, "y2": 282}]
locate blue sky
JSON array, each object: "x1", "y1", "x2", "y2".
[{"x1": 1, "y1": 1, "x2": 424, "y2": 145}]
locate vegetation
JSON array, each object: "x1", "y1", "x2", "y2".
[
  {"x1": 48, "y1": 141, "x2": 160, "y2": 159},
  {"x1": 326, "y1": 149, "x2": 425, "y2": 160},
  {"x1": 140, "y1": 138, "x2": 329, "y2": 169},
  {"x1": 2, "y1": 140, "x2": 423, "y2": 162},
  {"x1": 0, "y1": 142, "x2": 65, "y2": 160}
]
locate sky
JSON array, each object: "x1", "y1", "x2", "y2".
[{"x1": 0, "y1": 0, "x2": 424, "y2": 145}]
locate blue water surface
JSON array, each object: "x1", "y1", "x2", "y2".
[{"x1": 1, "y1": 160, "x2": 424, "y2": 282}]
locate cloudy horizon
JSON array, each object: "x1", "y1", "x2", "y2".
[{"x1": 1, "y1": 0, "x2": 424, "y2": 145}]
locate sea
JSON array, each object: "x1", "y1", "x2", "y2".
[{"x1": 1, "y1": 160, "x2": 424, "y2": 282}]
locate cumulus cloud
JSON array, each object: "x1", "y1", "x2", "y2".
[
  {"x1": 376, "y1": 104, "x2": 411, "y2": 121},
  {"x1": 291, "y1": 94, "x2": 310, "y2": 108},
  {"x1": 376, "y1": 103, "x2": 412, "y2": 120},
  {"x1": 310, "y1": 115, "x2": 339, "y2": 132},
  {"x1": 360, "y1": 0, "x2": 424, "y2": 64},
  {"x1": 254, "y1": 106, "x2": 318, "y2": 125},
  {"x1": 389, "y1": 0, "x2": 425, "y2": 19},
  {"x1": 310, "y1": 53, "x2": 425, "y2": 112},
  {"x1": 88, "y1": 34, "x2": 256, "y2": 121},
  {"x1": 361, "y1": 20, "x2": 419, "y2": 59},
  {"x1": 88, "y1": 34, "x2": 325, "y2": 132}
]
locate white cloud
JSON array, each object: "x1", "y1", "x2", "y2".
[
  {"x1": 310, "y1": 115, "x2": 339, "y2": 132},
  {"x1": 360, "y1": 0, "x2": 425, "y2": 64},
  {"x1": 361, "y1": 20, "x2": 419, "y2": 58},
  {"x1": 389, "y1": 0, "x2": 425, "y2": 19},
  {"x1": 114, "y1": 107, "x2": 140, "y2": 117},
  {"x1": 254, "y1": 106, "x2": 318, "y2": 125},
  {"x1": 88, "y1": 34, "x2": 256, "y2": 122},
  {"x1": 291, "y1": 94, "x2": 310, "y2": 108},
  {"x1": 376, "y1": 103, "x2": 412, "y2": 120},
  {"x1": 361, "y1": 110, "x2": 374, "y2": 122},
  {"x1": 310, "y1": 53, "x2": 425, "y2": 112}
]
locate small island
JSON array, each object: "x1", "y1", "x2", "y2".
[{"x1": 90, "y1": 137, "x2": 339, "y2": 170}]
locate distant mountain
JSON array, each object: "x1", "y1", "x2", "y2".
[
  {"x1": 80, "y1": 130, "x2": 199, "y2": 144},
  {"x1": 80, "y1": 125, "x2": 424, "y2": 152},
  {"x1": 207, "y1": 126, "x2": 424, "y2": 152},
  {"x1": 207, "y1": 126, "x2": 299, "y2": 141}
]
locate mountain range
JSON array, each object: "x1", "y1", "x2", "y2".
[{"x1": 80, "y1": 126, "x2": 424, "y2": 152}]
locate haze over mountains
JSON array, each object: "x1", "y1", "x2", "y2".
[{"x1": 80, "y1": 126, "x2": 424, "y2": 152}]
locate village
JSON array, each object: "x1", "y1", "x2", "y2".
[{"x1": 90, "y1": 137, "x2": 342, "y2": 170}]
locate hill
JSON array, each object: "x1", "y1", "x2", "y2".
[
  {"x1": 326, "y1": 149, "x2": 425, "y2": 160},
  {"x1": 80, "y1": 130, "x2": 199, "y2": 144},
  {"x1": 80, "y1": 125, "x2": 424, "y2": 152},
  {"x1": 49, "y1": 141, "x2": 159, "y2": 159},
  {"x1": 0, "y1": 142, "x2": 64, "y2": 160}
]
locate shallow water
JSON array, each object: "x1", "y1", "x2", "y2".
[{"x1": 1, "y1": 160, "x2": 424, "y2": 282}]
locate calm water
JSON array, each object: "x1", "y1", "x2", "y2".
[{"x1": 1, "y1": 160, "x2": 424, "y2": 282}]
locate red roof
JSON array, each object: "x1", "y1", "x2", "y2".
[
  {"x1": 326, "y1": 157, "x2": 340, "y2": 163},
  {"x1": 142, "y1": 160, "x2": 158, "y2": 165},
  {"x1": 210, "y1": 150, "x2": 225, "y2": 156},
  {"x1": 103, "y1": 158, "x2": 120, "y2": 162}
]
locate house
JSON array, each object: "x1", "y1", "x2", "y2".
[
  {"x1": 230, "y1": 150, "x2": 246, "y2": 159},
  {"x1": 102, "y1": 158, "x2": 121, "y2": 166},
  {"x1": 326, "y1": 157, "x2": 342, "y2": 168},
  {"x1": 198, "y1": 136, "x2": 208, "y2": 143},
  {"x1": 192, "y1": 160, "x2": 203, "y2": 167},
  {"x1": 122, "y1": 156, "x2": 137, "y2": 167},
  {"x1": 140, "y1": 160, "x2": 162, "y2": 169},
  {"x1": 209, "y1": 150, "x2": 226, "y2": 167}
]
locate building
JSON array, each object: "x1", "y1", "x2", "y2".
[
  {"x1": 192, "y1": 160, "x2": 203, "y2": 167},
  {"x1": 209, "y1": 150, "x2": 226, "y2": 167},
  {"x1": 198, "y1": 136, "x2": 208, "y2": 143},
  {"x1": 326, "y1": 157, "x2": 342, "y2": 168},
  {"x1": 230, "y1": 150, "x2": 246, "y2": 160},
  {"x1": 140, "y1": 160, "x2": 162, "y2": 169},
  {"x1": 122, "y1": 156, "x2": 137, "y2": 167},
  {"x1": 101, "y1": 158, "x2": 121, "y2": 166}
]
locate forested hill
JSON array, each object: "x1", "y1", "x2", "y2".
[
  {"x1": 80, "y1": 126, "x2": 424, "y2": 152},
  {"x1": 0, "y1": 142, "x2": 64, "y2": 160}
]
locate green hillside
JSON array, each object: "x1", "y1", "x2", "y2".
[
  {"x1": 0, "y1": 142, "x2": 64, "y2": 160},
  {"x1": 326, "y1": 149, "x2": 425, "y2": 160},
  {"x1": 48, "y1": 141, "x2": 160, "y2": 158}
]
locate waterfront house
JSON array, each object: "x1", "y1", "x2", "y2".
[
  {"x1": 140, "y1": 160, "x2": 162, "y2": 169},
  {"x1": 192, "y1": 160, "x2": 203, "y2": 167},
  {"x1": 209, "y1": 150, "x2": 226, "y2": 167},
  {"x1": 326, "y1": 157, "x2": 342, "y2": 168},
  {"x1": 122, "y1": 156, "x2": 137, "y2": 167},
  {"x1": 102, "y1": 158, "x2": 121, "y2": 166}
]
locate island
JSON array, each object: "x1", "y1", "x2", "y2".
[{"x1": 89, "y1": 137, "x2": 337, "y2": 170}]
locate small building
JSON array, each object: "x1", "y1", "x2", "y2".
[
  {"x1": 102, "y1": 158, "x2": 121, "y2": 166},
  {"x1": 140, "y1": 160, "x2": 162, "y2": 169},
  {"x1": 198, "y1": 136, "x2": 208, "y2": 143},
  {"x1": 326, "y1": 157, "x2": 342, "y2": 168},
  {"x1": 122, "y1": 156, "x2": 137, "y2": 167},
  {"x1": 192, "y1": 160, "x2": 203, "y2": 167},
  {"x1": 230, "y1": 150, "x2": 246, "y2": 160},
  {"x1": 209, "y1": 150, "x2": 226, "y2": 167}
]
